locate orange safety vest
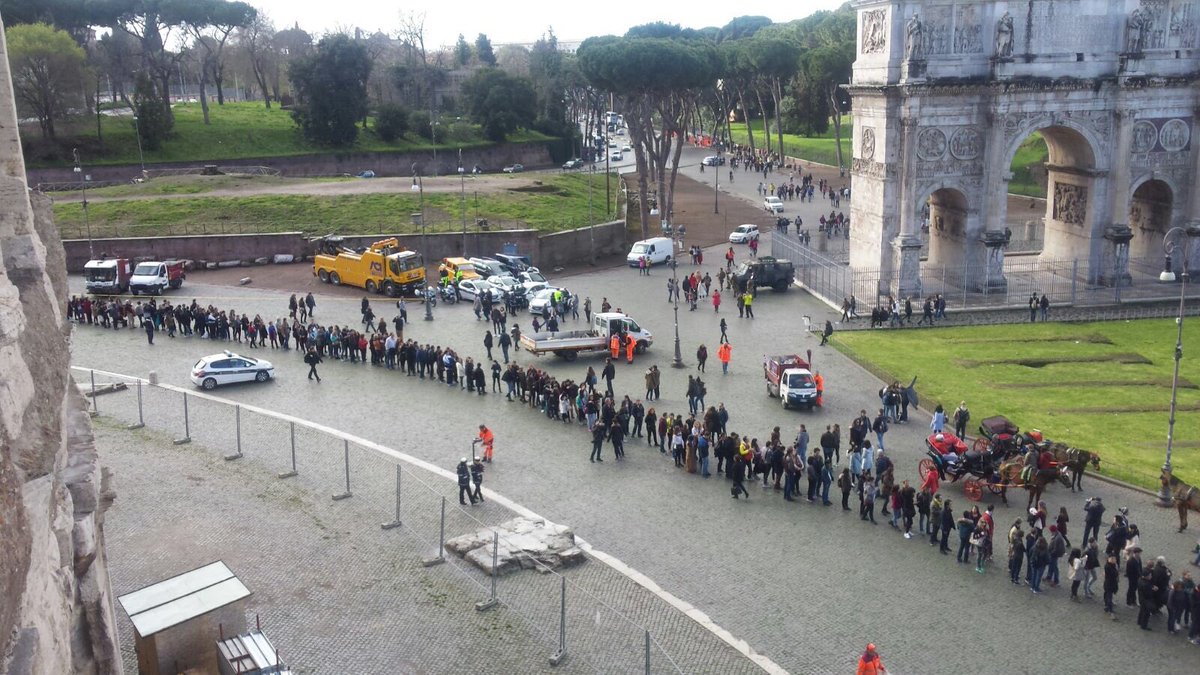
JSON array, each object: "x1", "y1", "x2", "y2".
[
  {"x1": 718, "y1": 344, "x2": 732, "y2": 363},
  {"x1": 610, "y1": 335, "x2": 620, "y2": 356},
  {"x1": 625, "y1": 335, "x2": 635, "y2": 359},
  {"x1": 479, "y1": 427, "x2": 494, "y2": 449}
]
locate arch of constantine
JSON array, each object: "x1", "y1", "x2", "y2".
[{"x1": 848, "y1": 0, "x2": 1200, "y2": 297}]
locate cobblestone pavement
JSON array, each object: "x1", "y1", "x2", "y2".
[
  {"x1": 71, "y1": 215, "x2": 1200, "y2": 671},
  {"x1": 95, "y1": 418, "x2": 755, "y2": 674}
]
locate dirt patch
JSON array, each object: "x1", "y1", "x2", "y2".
[
  {"x1": 956, "y1": 353, "x2": 1152, "y2": 368},
  {"x1": 1051, "y1": 402, "x2": 1200, "y2": 414},
  {"x1": 954, "y1": 334, "x2": 1113, "y2": 345},
  {"x1": 997, "y1": 378, "x2": 1196, "y2": 389}
]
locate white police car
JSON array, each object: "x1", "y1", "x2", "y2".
[{"x1": 190, "y1": 351, "x2": 275, "y2": 390}]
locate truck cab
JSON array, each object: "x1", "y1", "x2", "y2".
[
  {"x1": 765, "y1": 354, "x2": 818, "y2": 410},
  {"x1": 129, "y1": 260, "x2": 185, "y2": 295},
  {"x1": 84, "y1": 258, "x2": 132, "y2": 295},
  {"x1": 594, "y1": 312, "x2": 653, "y2": 350}
]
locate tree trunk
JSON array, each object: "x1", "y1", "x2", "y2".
[
  {"x1": 158, "y1": 73, "x2": 173, "y2": 123},
  {"x1": 828, "y1": 84, "x2": 844, "y2": 174},
  {"x1": 773, "y1": 80, "x2": 784, "y2": 163},
  {"x1": 198, "y1": 68, "x2": 211, "y2": 125},
  {"x1": 215, "y1": 70, "x2": 225, "y2": 105},
  {"x1": 738, "y1": 90, "x2": 755, "y2": 152},
  {"x1": 755, "y1": 87, "x2": 771, "y2": 155},
  {"x1": 94, "y1": 77, "x2": 103, "y2": 148}
]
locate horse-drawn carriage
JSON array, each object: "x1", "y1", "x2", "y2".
[
  {"x1": 976, "y1": 415, "x2": 1100, "y2": 507},
  {"x1": 974, "y1": 415, "x2": 1042, "y2": 457},
  {"x1": 919, "y1": 432, "x2": 1008, "y2": 502}
]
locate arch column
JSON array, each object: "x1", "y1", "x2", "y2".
[{"x1": 892, "y1": 115, "x2": 923, "y2": 297}]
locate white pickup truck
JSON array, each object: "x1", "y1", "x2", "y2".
[
  {"x1": 519, "y1": 312, "x2": 652, "y2": 361},
  {"x1": 129, "y1": 260, "x2": 186, "y2": 295}
]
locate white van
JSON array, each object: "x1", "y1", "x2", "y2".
[{"x1": 626, "y1": 237, "x2": 673, "y2": 266}]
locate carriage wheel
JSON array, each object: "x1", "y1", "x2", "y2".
[
  {"x1": 987, "y1": 475, "x2": 1006, "y2": 495},
  {"x1": 919, "y1": 458, "x2": 935, "y2": 480},
  {"x1": 963, "y1": 478, "x2": 984, "y2": 502},
  {"x1": 1058, "y1": 470, "x2": 1073, "y2": 488},
  {"x1": 973, "y1": 437, "x2": 989, "y2": 453}
]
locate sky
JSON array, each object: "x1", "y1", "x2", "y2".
[{"x1": 250, "y1": 0, "x2": 849, "y2": 48}]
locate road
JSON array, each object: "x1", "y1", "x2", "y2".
[{"x1": 69, "y1": 233, "x2": 1198, "y2": 673}]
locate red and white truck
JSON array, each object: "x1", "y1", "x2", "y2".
[
  {"x1": 129, "y1": 260, "x2": 186, "y2": 295},
  {"x1": 84, "y1": 258, "x2": 132, "y2": 295}
]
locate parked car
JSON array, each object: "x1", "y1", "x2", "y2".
[
  {"x1": 468, "y1": 257, "x2": 507, "y2": 279},
  {"x1": 626, "y1": 237, "x2": 674, "y2": 266},
  {"x1": 764, "y1": 196, "x2": 784, "y2": 214},
  {"x1": 518, "y1": 269, "x2": 548, "y2": 285},
  {"x1": 733, "y1": 257, "x2": 795, "y2": 293},
  {"x1": 621, "y1": 144, "x2": 631, "y2": 152},
  {"x1": 493, "y1": 253, "x2": 534, "y2": 275},
  {"x1": 611, "y1": 151, "x2": 623, "y2": 161},
  {"x1": 190, "y1": 351, "x2": 274, "y2": 390},
  {"x1": 703, "y1": 155, "x2": 725, "y2": 166},
  {"x1": 456, "y1": 278, "x2": 504, "y2": 301},
  {"x1": 502, "y1": 164, "x2": 524, "y2": 173},
  {"x1": 729, "y1": 224, "x2": 760, "y2": 244},
  {"x1": 528, "y1": 287, "x2": 563, "y2": 316},
  {"x1": 562, "y1": 158, "x2": 584, "y2": 169}
]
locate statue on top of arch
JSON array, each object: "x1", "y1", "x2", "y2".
[
  {"x1": 1127, "y1": 7, "x2": 1151, "y2": 53},
  {"x1": 906, "y1": 13, "x2": 924, "y2": 61},
  {"x1": 995, "y1": 11, "x2": 1014, "y2": 58}
]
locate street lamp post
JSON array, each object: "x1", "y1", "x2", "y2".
[
  {"x1": 1156, "y1": 226, "x2": 1191, "y2": 506},
  {"x1": 132, "y1": 115, "x2": 146, "y2": 178},
  {"x1": 412, "y1": 173, "x2": 433, "y2": 321},
  {"x1": 713, "y1": 154, "x2": 720, "y2": 214},
  {"x1": 431, "y1": 115, "x2": 440, "y2": 177},
  {"x1": 458, "y1": 149, "x2": 467, "y2": 256},
  {"x1": 73, "y1": 148, "x2": 94, "y2": 257},
  {"x1": 670, "y1": 232, "x2": 684, "y2": 368}
]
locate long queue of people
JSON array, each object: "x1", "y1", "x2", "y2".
[{"x1": 70, "y1": 287, "x2": 1200, "y2": 645}]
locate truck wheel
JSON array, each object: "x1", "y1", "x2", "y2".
[
  {"x1": 130, "y1": 289, "x2": 139, "y2": 296},
  {"x1": 365, "y1": 280, "x2": 377, "y2": 293},
  {"x1": 330, "y1": 272, "x2": 341, "y2": 285},
  {"x1": 318, "y1": 269, "x2": 330, "y2": 283},
  {"x1": 169, "y1": 279, "x2": 182, "y2": 289},
  {"x1": 383, "y1": 281, "x2": 398, "y2": 297},
  {"x1": 781, "y1": 397, "x2": 789, "y2": 410},
  {"x1": 773, "y1": 281, "x2": 788, "y2": 292},
  {"x1": 635, "y1": 341, "x2": 647, "y2": 354},
  {"x1": 560, "y1": 351, "x2": 577, "y2": 362}
]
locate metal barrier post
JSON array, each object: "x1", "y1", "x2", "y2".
[
  {"x1": 381, "y1": 465, "x2": 403, "y2": 530},
  {"x1": 421, "y1": 497, "x2": 447, "y2": 567},
  {"x1": 644, "y1": 630, "x2": 651, "y2": 674},
  {"x1": 127, "y1": 379, "x2": 145, "y2": 429},
  {"x1": 475, "y1": 531, "x2": 499, "y2": 611},
  {"x1": 174, "y1": 392, "x2": 191, "y2": 444},
  {"x1": 549, "y1": 576, "x2": 567, "y2": 666},
  {"x1": 278, "y1": 422, "x2": 298, "y2": 479},
  {"x1": 89, "y1": 370, "x2": 98, "y2": 417},
  {"x1": 1071, "y1": 259, "x2": 1078, "y2": 304},
  {"x1": 332, "y1": 440, "x2": 352, "y2": 500},
  {"x1": 224, "y1": 405, "x2": 244, "y2": 460}
]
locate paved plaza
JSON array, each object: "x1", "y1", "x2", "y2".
[{"x1": 71, "y1": 158, "x2": 1200, "y2": 673}]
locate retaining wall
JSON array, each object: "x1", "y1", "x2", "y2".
[
  {"x1": 28, "y1": 142, "x2": 555, "y2": 186},
  {"x1": 61, "y1": 221, "x2": 628, "y2": 272}
]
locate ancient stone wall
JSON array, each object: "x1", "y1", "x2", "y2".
[{"x1": 1, "y1": 15, "x2": 122, "y2": 675}]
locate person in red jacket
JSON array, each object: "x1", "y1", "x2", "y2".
[{"x1": 856, "y1": 643, "x2": 887, "y2": 675}]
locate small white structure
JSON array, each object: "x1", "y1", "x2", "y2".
[{"x1": 117, "y1": 561, "x2": 251, "y2": 675}]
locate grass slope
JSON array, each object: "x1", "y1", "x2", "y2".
[
  {"x1": 53, "y1": 173, "x2": 619, "y2": 237},
  {"x1": 26, "y1": 102, "x2": 552, "y2": 167},
  {"x1": 835, "y1": 320, "x2": 1200, "y2": 489}
]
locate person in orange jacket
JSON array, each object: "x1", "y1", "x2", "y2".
[
  {"x1": 625, "y1": 333, "x2": 636, "y2": 363},
  {"x1": 610, "y1": 333, "x2": 620, "y2": 359},
  {"x1": 717, "y1": 342, "x2": 732, "y2": 374},
  {"x1": 814, "y1": 371, "x2": 825, "y2": 407},
  {"x1": 856, "y1": 643, "x2": 887, "y2": 675},
  {"x1": 478, "y1": 424, "x2": 495, "y2": 462}
]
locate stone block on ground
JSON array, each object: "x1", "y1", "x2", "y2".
[{"x1": 444, "y1": 516, "x2": 585, "y2": 576}]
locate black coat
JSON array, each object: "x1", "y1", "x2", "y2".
[{"x1": 456, "y1": 463, "x2": 471, "y2": 487}]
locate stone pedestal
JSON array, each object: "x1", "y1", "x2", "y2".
[
  {"x1": 978, "y1": 230, "x2": 1009, "y2": 291},
  {"x1": 901, "y1": 60, "x2": 927, "y2": 82},
  {"x1": 892, "y1": 233, "x2": 923, "y2": 298},
  {"x1": 1100, "y1": 224, "x2": 1133, "y2": 288}
]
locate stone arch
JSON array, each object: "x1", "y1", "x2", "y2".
[
  {"x1": 1000, "y1": 123, "x2": 1105, "y2": 263},
  {"x1": 917, "y1": 185, "x2": 974, "y2": 268},
  {"x1": 1127, "y1": 178, "x2": 1175, "y2": 269}
]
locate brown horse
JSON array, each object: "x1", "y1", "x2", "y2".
[
  {"x1": 1163, "y1": 472, "x2": 1200, "y2": 511},
  {"x1": 1050, "y1": 444, "x2": 1101, "y2": 492},
  {"x1": 1000, "y1": 461, "x2": 1070, "y2": 511}
]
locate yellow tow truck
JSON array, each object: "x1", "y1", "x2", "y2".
[{"x1": 312, "y1": 236, "x2": 425, "y2": 297}]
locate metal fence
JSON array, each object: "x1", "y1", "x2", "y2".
[
  {"x1": 75, "y1": 366, "x2": 687, "y2": 674},
  {"x1": 57, "y1": 218, "x2": 546, "y2": 240},
  {"x1": 773, "y1": 234, "x2": 1200, "y2": 311}
]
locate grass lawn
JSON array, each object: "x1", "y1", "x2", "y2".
[
  {"x1": 52, "y1": 173, "x2": 619, "y2": 237},
  {"x1": 835, "y1": 320, "x2": 1200, "y2": 490},
  {"x1": 728, "y1": 119, "x2": 851, "y2": 169},
  {"x1": 25, "y1": 102, "x2": 553, "y2": 167}
]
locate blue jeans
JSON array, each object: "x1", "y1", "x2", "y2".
[
  {"x1": 957, "y1": 536, "x2": 971, "y2": 562},
  {"x1": 700, "y1": 456, "x2": 710, "y2": 476},
  {"x1": 784, "y1": 473, "x2": 797, "y2": 499},
  {"x1": 876, "y1": 431, "x2": 886, "y2": 450},
  {"x1": 1048, "y1": 556, "x2": 1061, "y2": 585},
  {"x1": 1010, "y1": 557, "x2": 1023, "y2": 583},
  {"x1": 1031, "y1": 564, "x2": 1045, "y2": 591}
]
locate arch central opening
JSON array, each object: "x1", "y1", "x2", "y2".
[
  {"x1": 923, "y1": 188, "x2": 970, "y2": 269},
  {"x1": 1005, "y1": 125, "x2": 1099, "y2": 263}
]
